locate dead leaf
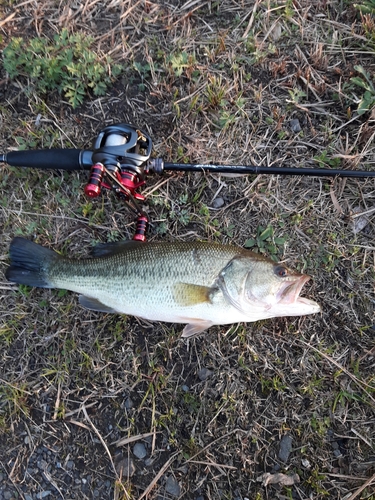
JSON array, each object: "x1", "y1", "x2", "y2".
[
  {"x1": 330, "y1": 185, "x2": 343, "y2": 214},
  {"x1": 257, "y1": 472, "x2": 300, "y2": 487},
  {"x1": 352, "y1": 206, "x2": 369, "y2": 234},
  {"x1": 270, "y1": 22, "x2": 282, "y2": 42}
]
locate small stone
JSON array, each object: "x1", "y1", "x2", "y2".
[
  {"x1": 198, "y1": 368, "x2": 213, "y2": 381},
  {"x1": 165, "y1": 475, "x2": 181, "y2": 497},
  {"x1": 278, "y1": 434, "x2": 293, "y2": 462},
  {"x1": 289, "y1": 118, "x2": 301, "y2": 133},
  {"x1": 4, "y1": 491, "x2": 12, "y2": 500},
  {"x1": 36, "y1": 491, "x2": 52, "y2": 499},
  {"x1": 212, "y1": 197, "x2": 224, "y2": 209},
  {"x1": 24, "y1": 495, "x2": 33, "y2": 500},
  {"x1": 124, "y1": 398, "x2": 134, "y2": 410},
  {"x1": 181, "y1": 385, "x2": 189, "y2": 392},
  {"x1": 133, "y1": 442, "x2": 147, "y2": 459},
  {"x1": 333, "y1": 449, "x2": 342, "y2": 458},
  {"x1": 66, "y1": 460, "x2": 74, "y2": 470},
  {"x1": 301, "y1": 458, "x2": 311, "y2": 469},
  {"x1": 37, "y1": 459, "x2": 47, "y2": 470},
  {"x1": 115, "y1": 457, "x2": 135, "y2": 477}
]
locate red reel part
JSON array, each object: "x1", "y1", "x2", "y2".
[
  {"x1": 133, "y1": 215, "x2": 149, "y2": 242},
  {"x1": 84, "y1": 163, "x2": 105, "y2": 198},
  {"x1": 120, "y1": 170, "x2": 146, "y2": 201}
]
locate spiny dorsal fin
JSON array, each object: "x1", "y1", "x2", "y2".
[{"x1": 91, "y1": 240, "x2": 143, "y2": 257}]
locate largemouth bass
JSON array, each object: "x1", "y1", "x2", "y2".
[{"x1": 6, "y1": 237, "x2": 320, "y2": 337}]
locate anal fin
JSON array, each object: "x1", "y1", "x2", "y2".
[
  {"x1": 79, "y1": 295, "x2": 118, "y2": 314},
  {"x1": 181, "y1": 320, "x2": 214, "y2": 338}
]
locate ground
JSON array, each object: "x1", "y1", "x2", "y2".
[{"x1": 0, "y1": 1, "x2": 375, "y2": 499}]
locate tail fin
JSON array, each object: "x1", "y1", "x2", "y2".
[{"x1": 6, "y1": 237, "x2": 58, "y2": 288}]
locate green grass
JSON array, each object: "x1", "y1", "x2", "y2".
[{"x1": 3, "y1": 28, "x2": 123, "y2": 108}]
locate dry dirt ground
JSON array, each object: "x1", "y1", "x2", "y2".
[{"x1": 0, "y1": 1, "x2": 375, "y2": 499}]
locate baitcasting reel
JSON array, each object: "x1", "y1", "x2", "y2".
[{"x1": 84, "y1": 124, "x2": 154, "y2": 241}]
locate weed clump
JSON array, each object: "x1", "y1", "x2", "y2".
[
  {"x1": 3, "y1": 28, "x2": 123, "y2": 108},
  {"x1": 350, "y1": 65, "x2": 375, "y2": 115}
]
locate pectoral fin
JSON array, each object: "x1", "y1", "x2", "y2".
[
  {"x1": 79, "y1": 295, "x2": 118, "y2": 313},
  {"x1": 181, "y1": 320, "x2": 214, "y2": 338}
]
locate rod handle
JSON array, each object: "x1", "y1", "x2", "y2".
[{"x1": 3, "y1": 149, "x2": 93, "y2": 170}]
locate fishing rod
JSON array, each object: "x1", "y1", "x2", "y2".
[{"x1": 1, "y1": 123, "x2": 374, "y2": 240}]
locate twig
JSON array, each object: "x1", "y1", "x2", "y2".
[
  {"x1": 297, "y1": 340, "x2": 375, "y2": 406},
  {"x1": 52, "y1": 380, "x2": 62, "y2": 420},
  {"x1": 0, "y1": 12, "x2": 17, "y2": 28},
  {"x1": 112, "y1": 431, "x2": 158, "y2": 447},
  {"x1": 242, "y1": 0, "x2": 261, "y2": 39},
  {"x1": 187, "y1": 459, "x2": 236, "y2": 470},
  {"x1": 351, "y1": 206, "x2": 375, "y2": 218},
  {"x1": 185, "y1": 428, "x2": 248, "y2": 463},
  {"x1": 351, "y1": 427, "x2": 373, "y2": 448},
  {"x1": 138, "y1": 451, "x2": 180, "y2": 500},
  {"x1": 81, "y1": 404, "x2": 116, "y2": 474},
  {"x1": 326, "y1": 473, "x2": 367, "y2": 481},
  {"x1": 0, "y1": 459, "x2": 26, "y2": 500},
  {"x1": 348, "y1": 470, "x2": 375, "y2": 500}
]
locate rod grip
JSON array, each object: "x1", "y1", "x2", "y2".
[{"x1": 4, "y1": 149, "x2": 93, "y2": 171}]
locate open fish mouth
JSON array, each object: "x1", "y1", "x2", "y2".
[{"x1": 277, "y1": 274, "x2": 311, "y2": 304}]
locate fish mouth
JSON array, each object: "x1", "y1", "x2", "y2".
[{"x1": 277, "y1": 274, "x2": 312, "y2": 304}]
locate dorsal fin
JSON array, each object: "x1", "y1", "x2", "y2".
[{"x1": 91, "y1": 240, "x2": 143, "y2": 257}]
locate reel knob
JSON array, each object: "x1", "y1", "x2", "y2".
[{"x1": 84, "y1": 163, "x2": 105, "y2": 198}]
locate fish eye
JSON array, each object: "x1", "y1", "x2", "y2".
[{"x1": 274, "y1": 265, "x2": 288, "y2": 278}]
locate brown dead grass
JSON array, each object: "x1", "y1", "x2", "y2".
[{"x1": 0, "y1": 0, "x2": 375, "y2": 499}]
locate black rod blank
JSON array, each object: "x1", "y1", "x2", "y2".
[{"x1": 163, "y1": 162, "x2": 375, "y2": 178}]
